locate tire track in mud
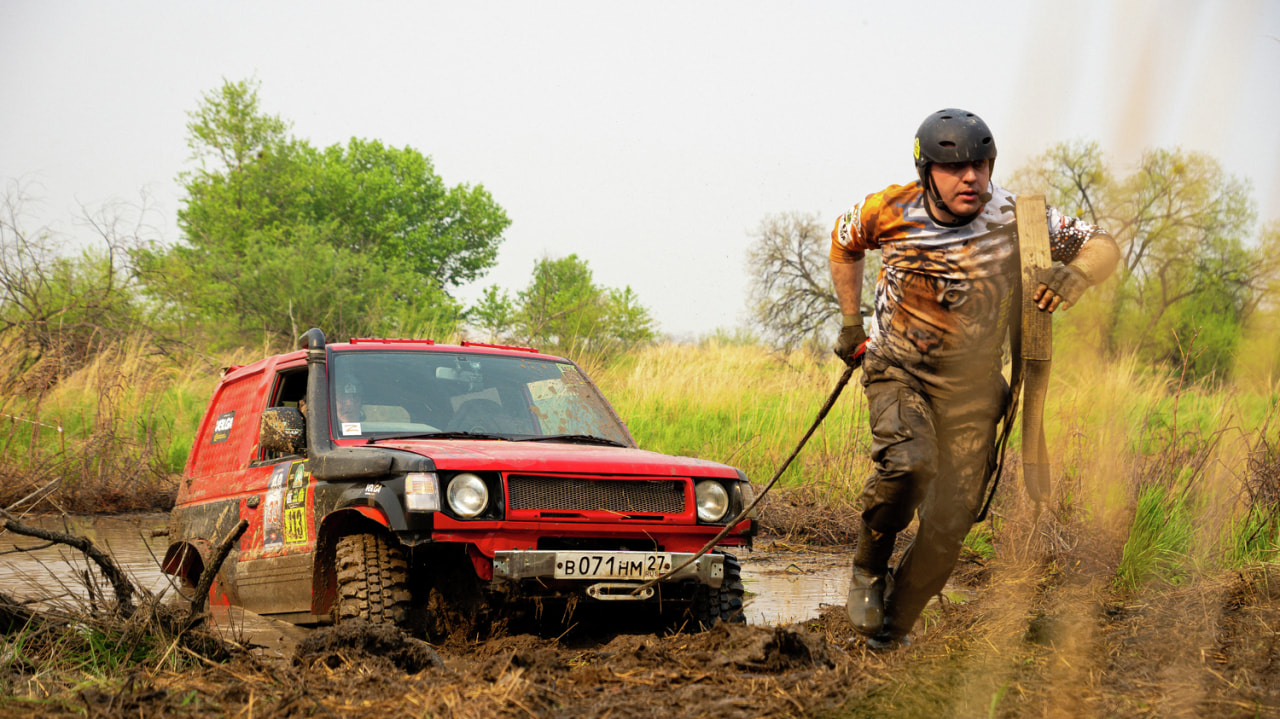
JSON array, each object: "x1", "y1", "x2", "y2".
[
  {"x1": 841, "y1": 554, "x2": 1107, "y2": 718},
  {"x1": 837, "y1": 518, "x2": 1280, "y2": 718},
  {"x1": 834, "y1": 502, "x2": 1128, "y2": 718}
]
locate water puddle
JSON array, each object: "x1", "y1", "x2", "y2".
[
  {"x1": 739, "y1": 546, "x2": 851, "y2": 625},
  {"x1": 0, "y1": 513, "x2": 174, "y2": 605},
  {"x1": 1, "y1": 515, "x2": 850, "y2": 643}
]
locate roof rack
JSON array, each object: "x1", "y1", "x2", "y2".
[
  {"x1": 460, "y1": 341, "x2": 539, "y2": 354},
  {"x1": 347, "y1": 337, "x2": 436, "y2": 345}
]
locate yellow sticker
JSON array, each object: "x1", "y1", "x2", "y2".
[
  {"x1": 913, "y1": 137, "x2": 921, "y2": 161},
  {"x1": 284, "y1": 507, "x2": 308, "y2": 544}
]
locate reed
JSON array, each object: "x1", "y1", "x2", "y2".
[
  {"x1": 0, "y1": 334, "x2": 233, "y2": 512},
  {"x1": 599, "y1": 340, "x2": 1277, "y2": 585},
  {"x1": 3, "y1": 331, "x2": 1275, "y2": 590}
]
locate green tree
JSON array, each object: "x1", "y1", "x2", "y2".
[
  {"x1": 177, "y1": 78, "x2": 301, "y2": 255},
  {"x1": 468, "y1": 285, "x2": 517, "y2": 343},
  {"x1": 602, "y1": 286, "x2": 657, "y2": 346},
  {"x1": 224, "y1": 224, "x2": 460, "y2": 342},
  {"x1": 307, "y1": 139, "x2": 509, "y2": 288},
  {"x1": 514, "y1": 254, "x2": 657, "y2": 355},
  {"x1": 1012, "y1": 143, "x2": 1272, "y2": 381},
  {"x1": 140, "y1": 78, "x2": 507, "y2": 346}
]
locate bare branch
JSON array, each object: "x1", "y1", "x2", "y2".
[
  {"x1": 0, "y1": 508, "x2": 136, "y2": 616},
  {"x1": 745, "y1": 211, "x2": 848, "y2": 349},
  {"x1": 186, "y1": 519, "x2": 249, "y2": 625}
]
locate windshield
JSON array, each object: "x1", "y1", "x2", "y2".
[{"x1": 328, "y1": 350, "x2": 633, "y2": 446}]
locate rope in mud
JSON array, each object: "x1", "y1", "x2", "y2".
[{"x1": 632, "y1": 361, "x2": 859, "y2": 595}]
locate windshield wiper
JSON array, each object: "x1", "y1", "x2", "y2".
[
  {"x1": 366, "y1": 431, "x2": 508, "y2": 443},
  {"x1": 515, "y1": 434, "x2": 628, "y2": 447}
]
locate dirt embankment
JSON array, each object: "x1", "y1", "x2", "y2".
[
  {"x1": 4, "y1": 486, "x2": 1280, "y2": 717},
  {"x1": 6, "y1": 551, "x2": 1278, "y2": 718}
]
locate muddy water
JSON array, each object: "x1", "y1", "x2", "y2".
[
  {"x1": 740, "y1": 545, "x2": 851, "y2": 625},
  {"x1": 0, "y1": 513, "x2": 175, "y2": 603},
  {"x1": 0, "y1": 515, "x2": 848, "y2": 653}
]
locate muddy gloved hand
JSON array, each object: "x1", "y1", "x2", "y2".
[
  {"x1": 1035, "y1": 264, "x2": 1089, "y2": 313},
  {"x1": 834, "y1": 313, "x2": 868, "y2": 366}
]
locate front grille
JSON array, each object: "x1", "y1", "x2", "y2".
[{"x1": 508, "y1": 475, "x2": 686, "y2": 514}]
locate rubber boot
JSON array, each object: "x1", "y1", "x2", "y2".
[
  {"x1": 866, "y1": 606, "x2": 914, "y2": 650},
  {"x1": 865, "y1": 630, "x2": 912, "y2": 651},
  {"x1": 846, "y1": 524, "x2": 895, "y2": 636}
]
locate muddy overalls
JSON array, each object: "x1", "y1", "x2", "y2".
[
  {"x1": 855, "y1": 347, "x2": 1008, "y2": 640},
  {"x1": 830, "y1": 182, "x2": 1105, "y2": 643}
]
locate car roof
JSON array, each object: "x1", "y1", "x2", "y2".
[
  {"x1": 330, "y1": 338, "x2": 567, "y2": 362},
  {"x1": 219, "y1": 339, "x2": 571, "y2": 383}
]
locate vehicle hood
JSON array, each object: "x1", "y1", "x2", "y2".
[{"x1": 371, "y1": 439, "x2": 741, "y2": 477}]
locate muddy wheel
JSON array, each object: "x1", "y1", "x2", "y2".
[
  {"x1": 335, "y1": 533, "x2": 410, "y2": 625},
  {"x1": 690, "y1": 552, "x2": 745, "y2": 630}
]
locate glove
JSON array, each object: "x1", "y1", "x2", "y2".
[
  {"x1": 833, "y1": 314, "x2": 868, "y2": 366},
  {"x1": 1037, "y1": 264, "x2": 1089, "y2": 311}
]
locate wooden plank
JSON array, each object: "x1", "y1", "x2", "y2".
[{"x1": 1017, "y1": 194, "x2": 1053, "y2": 361}]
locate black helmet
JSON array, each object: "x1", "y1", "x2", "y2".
[{"x1": 913, "y1": 108, "x2": 997, "y2": 219}]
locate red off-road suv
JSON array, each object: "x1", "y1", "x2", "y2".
[{"x1": 163, "y1": 329, "x2": 755, "y2": 636}]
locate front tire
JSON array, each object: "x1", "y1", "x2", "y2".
[
  {"x1": 335, "y1": 533, "x2": 410, "y2": 625},
  {"x1": 690, "y1": 552, "x2": 745, "y2": 630}
]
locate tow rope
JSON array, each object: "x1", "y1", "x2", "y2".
[{"x1": 632, "y1": 343, "x2": 866, "y2": 594}]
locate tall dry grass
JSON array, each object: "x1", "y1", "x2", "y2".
[
  {"x1": 598, "y1": 339, "x2": 1278, "y2": 580},
  {"x1": 595, "y1": 341, "x2": 874, "y2": 515},
  {"x1": 0, "y1": 334, "x2": 243, "y2": 512},
  {"x1": 996, "y1": 337, "x2": 1277, "y2": 590},
  {"x1": 3, "y1": 329, "x2": 1275, "y2": 581}
]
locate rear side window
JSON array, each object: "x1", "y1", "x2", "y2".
[{"x1": 186, "y1": 368, "x2": 266, "y2": 479}]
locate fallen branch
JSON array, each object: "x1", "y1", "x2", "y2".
[
  {"x1": 0, "y1": 589, "x2": 40, "y2": 633},
  {"x1": 0, "y1": 508, "x2": 135, "y2": 617},
  {"x1": 186, "y1": 519, "x2": 249, "y2": 625},
  {"x1": 3, "y1": 477, "x2": 61, "y2": 514}
]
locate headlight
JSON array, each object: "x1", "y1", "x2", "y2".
[
  {"x1": 404, "y1": 472, "x2": 440, "y2": 512},
  {"x1": 695, "y1": 480, "x2": 730, "y2": 522},
  {"x1": 447, "y1": 473, "x2": 489, "y2": 518}
]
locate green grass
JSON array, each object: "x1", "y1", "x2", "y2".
[
  {"x1": 1224, "y1": 507, "x2": 1280, "y2": 566},
  {"x1": 597, "y1": 342, "x2": 871, "y2": 496},
  {"x1": 4, "y1": 333, "x2": 1279, "y2": 596},
  {"x1": 1115, "y1": 483, "x2": 1196, "y2": 592},
  {"x1": 964, "y1": 520, "x2": 998, "y2": 561}
]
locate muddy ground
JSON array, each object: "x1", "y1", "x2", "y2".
[{"x1": 4, "y1": 533, "x2": 1278, "y2": 718}]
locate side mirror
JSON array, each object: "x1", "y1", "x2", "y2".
[{"x1": 260, "y1": 407, "x2": 307, "y2": 456}]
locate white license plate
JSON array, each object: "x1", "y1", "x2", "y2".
[{"x1": 554, "y1": 552, "x2": 673, "y2": 580}]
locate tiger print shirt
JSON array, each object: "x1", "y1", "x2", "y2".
[{"x1": 830, "y1": 181, "x2": 1107, "y2": 377}]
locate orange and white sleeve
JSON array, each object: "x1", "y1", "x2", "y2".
[{"x1": 830, "y1": 199, "x2": 876, "y2": 263}]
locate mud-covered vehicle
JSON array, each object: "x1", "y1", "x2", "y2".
[{"x1": 162, "y1": 329, "x2": 755, "y2": 637}]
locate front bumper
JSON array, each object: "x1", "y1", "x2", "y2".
[{"x1": 491, "y1": 550, "x2": 725, "y2": 589}]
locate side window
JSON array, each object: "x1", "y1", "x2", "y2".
[
  {"x1": 272, "y1": 369, "x2": 309, "y2": 411},
  {"x1": 258, "y1": 368, "x2": 308, "y2": 462}
]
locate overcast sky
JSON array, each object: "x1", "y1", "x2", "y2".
[{"x1": 3, "y1": 0, "x2": 1278, "y2": 339}]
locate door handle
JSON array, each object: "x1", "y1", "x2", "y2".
[{"x1": 246, "y1": 495, "x2": 261, "y2": 509}]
